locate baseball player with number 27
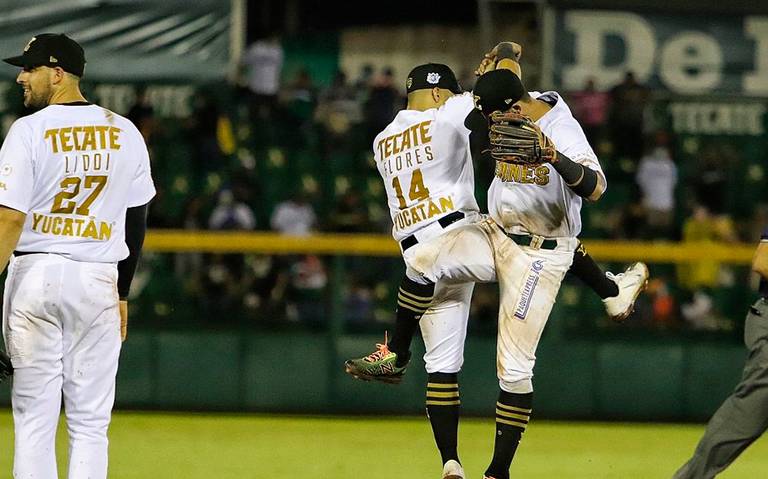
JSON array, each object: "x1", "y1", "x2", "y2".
[{"x1": 0, "y1": 34, "x2": 155, "y2": 479}]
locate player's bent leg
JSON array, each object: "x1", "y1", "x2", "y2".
[
  {"x1": 61, "y1": 261, "x2": 121, "y2": 479},
  {"x1": 344, "y1": 275, "x2": 434, "y2": 384}
]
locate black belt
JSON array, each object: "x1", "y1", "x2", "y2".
[
  {"x1": 400, "y1": 211, "x2": 465, "y2": 252},
  {"x1": 497, "y1": 225, "x2": 558, "y2": 250},
  {"x1": 13, "y1": 251, "x2": 44, "y2": 257}
]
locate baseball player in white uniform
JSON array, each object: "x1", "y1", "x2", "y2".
[
  {"x1": 472, "y1": 47, "x2": 619, "y2": 479},
  {"x1": 0, "y1": 34, "x2": 155, "y2": 479},
  {"x1": 345, "y1": 64, "x2": 532, "y2": 479}
]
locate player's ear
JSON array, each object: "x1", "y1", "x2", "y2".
[
  {"x1": 50, "y1": 66, "x2": 66, "y2": 85},
  {"x1": 511, "y1": 104, "x2": 522, "y2": 113},
  {"x1": 431, "y1": 87, "x2": 440, "y2": 103}
]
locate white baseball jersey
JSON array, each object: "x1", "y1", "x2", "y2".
[
  {"x1": 0, "y1": 104, "x2": 155, "y2": 262},
  {"x1": 374, "y1": 93, "x2": 478, "y2": 242},
  {"x1": 488, "y1": 91, "x2": 606, "y2": 238}
]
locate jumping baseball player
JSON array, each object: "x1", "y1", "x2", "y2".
[
  {"x1": 471, "y1": 44, "x2": 634, "y2": 479},
  {"x1": 345, "y1": 58, "x2": 647, "y2": 479},
  {"x1": 0, "y1": 34, "x2": 154, "y2": 478},
  {"x1": 346, "y1": 63, "x2": 535, "y2": 479}
]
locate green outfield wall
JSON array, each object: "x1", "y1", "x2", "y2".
[{"x1": 0, "y1": 331, "x2": 743, "y2": 422}]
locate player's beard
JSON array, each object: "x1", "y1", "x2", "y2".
[{"x1": 23, "y1": 83, "x2": 53, "y2": 110}]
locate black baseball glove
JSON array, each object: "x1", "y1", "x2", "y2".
[
  {"x1": 488, "y1": 111, "x2": 556, "y2": 165},
  {"x1": 0, "y1": 349, "x2": 13, "y2": 383}
]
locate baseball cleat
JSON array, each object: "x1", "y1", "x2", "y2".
[
  {"x1": 344, "y1": 334, "x2": 408, "y2": 384},
  {"x1": 603, "y1": 262, "x2": 650, "y2": 322},
  {"x1": 441, "y1": 459, "x2": 465, "y2": 479}
]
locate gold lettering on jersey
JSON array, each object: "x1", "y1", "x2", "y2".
[
  {"x1": 495, "y1": 161, "x2": 550, "y2": 185},
  {"x1": 377, "y1": 121, "x2": 434, "y2": 177},
  {"x1": 44, "y1": 126, "x2": 122, "y2": 153},
  {"x1": 31, "y1": 213, "x2": 112, "y2": 241},
  {"x1": 393, "y1": 195, "x2": 455, "y2": 231}
]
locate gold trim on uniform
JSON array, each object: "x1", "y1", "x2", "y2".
[
  {"x1": 496, "y1": 402, "x2": 532, "y2": 414},
  {"x1": 398, "y1": 287, "x2": 432, "y2": 302},
  {"x1": 426, "y1": 382, "x2": 459, "y2": 389},
  {"x1": 495, "y1": 409, "x2": 530, "y2": 422},
  {"x1": 426, "y1": 400, "x2": 461, "y2": 406},
  {"x1": 496, "y1": 417, "x2": 528, "y2": 429}
]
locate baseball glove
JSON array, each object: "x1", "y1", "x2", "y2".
[
  {"x1": 0, "y1": 349, "x2": 12, "y2": 383},
  {"x1": 488, "y1": 111, "x2": 556, "y2": 165}
]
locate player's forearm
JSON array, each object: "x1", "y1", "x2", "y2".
[
  {"x1": 0, "y1": 206, "x2": 26, "y2": 274},
  {"x1": 117, "y1": 203, "x2": 148, "y2": 299},
  {"x1": 551, "y1": 152, "x2": 605, "y2": 201},
  {"x1": 495, "y1": 59, "x2": 522, "y2": 79}
]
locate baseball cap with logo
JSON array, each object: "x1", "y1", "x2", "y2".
[
  {"x1": 406, "y1": 63, "x2": 462, "y2": 94},
  {"x1": 472, "y1": 69, "x2": 525, "y2": 114},
  {"x1": 3, "y1": 33, "x2": 86, "y2": 77}
]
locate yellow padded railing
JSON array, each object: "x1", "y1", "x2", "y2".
[{"x1": 143, "y1": 231, "x2": 757, "y2": 264}]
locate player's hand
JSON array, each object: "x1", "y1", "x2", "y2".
[
  {"x1": 474, "y1": 54, "x2": 496, "y2": 76},
  {"x1": 475, "y1": 41, "x2": 523, "y2": 76},
  {"x1": 119, "y1": 300, "x2": 128, "y2": 342}
]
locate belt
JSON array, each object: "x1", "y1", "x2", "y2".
[
  {"x1": 400, "y1": 211, "x2": 465, "y2": 252},
  {"x1": 13, "y1": 251, "x2": 44, "y2": 257},
  {"x1": 498, "y1": 226, "x2": 558, "y2": 250}
]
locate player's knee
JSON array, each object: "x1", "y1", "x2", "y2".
[
  {"x1": 424, "y1": 353, "x2": 463, "y2": 375},
  {"x1": 499, "y1": 377, "x2": 533, "y2": 394}
]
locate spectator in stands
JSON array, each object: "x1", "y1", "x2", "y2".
[
  {"x1": 203, "y1": 189, "x2": 258, "y2": 319},
  {"x1": 186, "y1": 90, "x2": 226, "y2": 185},
  {"x1": 694, "y1": 144, "x2": 736, "y2": 217},
  {"x1": 635, "y1": 131, "x2": 677, "y2": 239},
  {"x1": 127, "y1": 86, "x2": 157, "y2": 145},
  {"x1": 569, "y1": 77, "x2": 608, "y2": 148},
  {"x1": 677, "y1": 202, "x2": 738, "y2": 330},
  {"x1": 609, "y1": 71, "x2": 649, "y2": 165},
  {"x1": 209, "y1": 189, "x2": 256, "y2": 231},
  {"x1": 352, "y1": 64, "x2": 375, "y2": 101},
  {"x1": 315, "y1": 70, "x2": 359, "y2": 155},
  {"x1": 281, "y1": 67, "x2": 318, "y2": 146},
  {"x1": 241, "y1": 31, "x2": 283, "y2": 120},
  {"x1": 327, "y1": 188, "x2": 370, "y2": 233},
  {"x1": 618, "y1": 184, "x2": 647, "y2": 239},
  {"x1": 286, "y1": 255, "x2": 328, "y2": 326},
  {"x1": 271, "y1": 190, "x2": 317, "y2": 236},
  {"x1": 364, "y1": 66, "x2": 402, "y2": 143}
]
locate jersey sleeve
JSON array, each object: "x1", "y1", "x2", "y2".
[
  {"x1": 0, "y1": 120, "x2": 35, "y2": 213},
  {"x1": 551, "y1": 116, "x2": 606, "y2": 185},
  {"x1": 127, "y1": 135, "x2": 156, "y2": 207},
  {"x1": 443, "y1": 94, "x2": 476, "y2": 134}
]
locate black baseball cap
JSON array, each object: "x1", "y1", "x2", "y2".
[
  {"x1": 473, "y1": 69, "x2": 526, "y2": 114},
  {"x1": 4, "y1": 33, "x2": 86, "y2": 77},
  {"x1": 406, "y1": 63, "x2": 462, "y2": 94}
]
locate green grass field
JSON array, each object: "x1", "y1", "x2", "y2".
[{"x1": 1, "y1": 410, "x2": 766, "y2": 478}]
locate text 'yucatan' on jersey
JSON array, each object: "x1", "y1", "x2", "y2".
[
  {"x1": 376, "y1": 120, "x2": 434, "y2": 176},
  {"x1": 29, "y1": 125, "x2": 124, "y2": 242}
]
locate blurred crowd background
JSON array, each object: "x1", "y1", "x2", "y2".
[{"x1": 0, "y1": 0, "x2": 765, "y2": 341}]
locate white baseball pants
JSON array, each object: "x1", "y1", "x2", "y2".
[
  {"x1": 3, "y1": 253, "x2": 121, "y2": 479},
  {"x1": 406, "y1": 217, "x2": 576, "y2": 393},
  {"x1": 404, "y1": 217, "x2": 531, "y2": 375}
]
